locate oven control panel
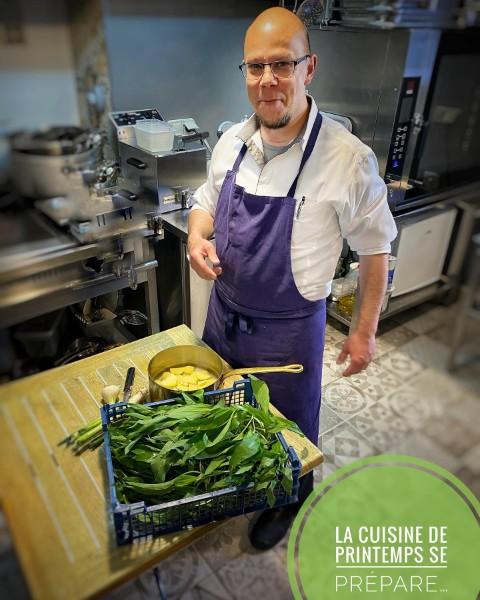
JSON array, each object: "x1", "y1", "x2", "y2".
[
  {"x1": 109, "y1": 109, "x2": 164, "y2": 142},
  {"x1": 386, "y1": 77, "x2": 420, "y2": 179}
]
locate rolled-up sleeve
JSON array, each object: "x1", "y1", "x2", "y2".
[
  {"x1": 190, "y1": 136, "x2": 226, "y2": 218},
  {"x1": 339, "y1": 150, "x2": 397, "y2": 255}
]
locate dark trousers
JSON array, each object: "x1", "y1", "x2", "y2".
[
  {"x1": 283, "y1": 471, "x2": 313, "y2": 515},
  {"x1": 298, "y1": 471, "x2": 314, "y2": 505}
]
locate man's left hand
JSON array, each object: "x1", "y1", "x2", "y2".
[{"x1": 336, "y1": 331, "x2": 376, "y2": 377}]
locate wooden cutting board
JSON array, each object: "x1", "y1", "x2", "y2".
[{"x1": 0, "y1": 325, "x2": 323, "y2": 600}]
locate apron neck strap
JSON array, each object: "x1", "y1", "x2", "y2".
[
  {"x1": 287, "y1": 111, "x2": 323, "y2": 198},
  {"x1": 232, "y1": 144, "x2": 248, "y2": 173},
  {"x1": 231, "y1": 110, "x2": 323, "y2": 193}
]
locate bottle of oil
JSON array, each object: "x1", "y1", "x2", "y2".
[{"x1": 338, "y1": 262, "x2": 359, "y2": 317}]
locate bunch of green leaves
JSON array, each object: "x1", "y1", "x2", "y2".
[{"x1": 109, "y1": 377, "x2": 302, "y2": 508}]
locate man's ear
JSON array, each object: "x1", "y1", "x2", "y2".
[{"x1": 305, "y1": 54, "x2": 317, "y2": 86}]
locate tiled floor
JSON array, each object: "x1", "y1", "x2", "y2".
[{"x1": 1, "y1": 301, "x2": 479, "y2": 600}]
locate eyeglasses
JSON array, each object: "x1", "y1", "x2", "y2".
[{"x1": 239, "y1": 55, "x2": 311, "y2": 80}]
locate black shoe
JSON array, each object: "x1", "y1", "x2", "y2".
[
  {"x1": 249, "y1": 472, "x2": 315, "y2": 551},
  {"x1": 249, "y1": 504, "x2": 297, "y2": 551}
]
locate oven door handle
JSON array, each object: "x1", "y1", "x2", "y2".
[
  {"x1": 69, "y1": 259, "x2": 158, "y2": 292},
  {"x1": 411, "y1": 117, "x2": 428, "y2": 180},
  {"x1": 126, "y1": 157, "x2": 147, "y2": 170}
]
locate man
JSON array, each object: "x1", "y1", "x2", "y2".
[{"x1": 188, "y1": 7, "x2": 397, "y2": 549}]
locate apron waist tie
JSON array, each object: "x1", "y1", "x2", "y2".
[{"x1": 225, "y1": 308, "x2": 253, "y2": 338}]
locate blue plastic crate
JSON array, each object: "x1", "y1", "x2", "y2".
[{"x1": 101, "y1": 378, "x2": 301, "y2": 545}]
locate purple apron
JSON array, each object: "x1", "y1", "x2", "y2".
[{"x1": 203, "y1": 112, "x2": 326, "y2": 443}]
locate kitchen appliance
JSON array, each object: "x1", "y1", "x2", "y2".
[
  {"x1": 391, "y1": 205, "x2": 457, "y2": 296},
  {"x1": 313, "y1": 0, "x2": 460, "y2": 29},
  {"x1": 308, "y1": 26, "x2": 480, "y2": 213},
  {"x1": 108, "y1": 108, "x2": 164, "y2": 160},
  {"x1": 113, "y1": 109, "x2": 209, "y2": 214},
  {"x1": 119, "y1": 142, "x2": 206, "y2": 213},
  {"x1": 10, "y1": 126, "x2": 102, "y2": 198}
]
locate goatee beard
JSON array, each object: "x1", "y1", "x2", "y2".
[{"x1": 257, "y1": 112, "x2": 291, "y2": 130}]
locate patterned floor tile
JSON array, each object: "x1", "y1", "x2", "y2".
[
  {"x1": 346, "y1": 362, "x2": 404, "y2": 402},
  {"x1": 427, "y1": 324, "x2": 453, "y2": 346},
  {"x1": 322, "y1": 379, "x2": 375, "y2": 420},
  {"x1": 449, "y1": 360, "x2": 480, "y2": 397},
  {"x1": 423, "y1": 415, "x2": 480, "y2": 457},
  {"x1": 271, "y1": 524, "x2": 292, "y2": 566},
  {"x1": 325, "y1": 319, "x2": 349, "y2": 342},
  {"x1": 314, "y1": 422, "x2": 380, "y2": 484},
  {"x1": 321, "y1": 365, "x2": 341, "y2": 387},
  {"x1": 393, "y1": 304, "x2": 445, "y2": 334},
  {"x1": 384, "y1": 384, "x2": 446, "y2": 429},
  {"x1": 322, "y1": 344, "x2": 346, "y2": 375},
  {"x1": 388, "y1": 431, "x2": 461, "y2": 474},
  {"x1": 448, "y1": 394, "x2": 480, "y2": 431},
  {"x1": 404, "y1": 368, "x2": 465, "y2": 409},
  {"x1": 426, "y1": 302, "x2": 480, "y2": 342},
  {"x1": 374, "y1": 335, "x2": 397, "y2": 359},
  {"x1": 398, "y1": 335, "x2": 451, "y2": 372},
  {"x1": 376, "y1": 349, "x2": 426, "y2": 379},
  {"x1": 136, "y1": 544, "x2": 214, "y2": 600},
  {"x1": 347, "y1": 401, "x2": 412, "y2": 451},
  {"x1": 375, "y1": 324, "x2": 418, "y2": 357},
  {"x1": 216, "y1": 546, "x2": 293, "y2": 600},
  {"x1": 106, "y1": 579, "x2": 146, "y2": 600},
  {"x1": 319, "y1": 404, "x2": 345, "y2": 436},
  {"x1": 113, "y1": 570, "x2": 232, "y2": 600},
  {"x1": 175, "y1": 573, "x2": 232, "y2": 600},
  {"x1": 461, "y1": 443, "x2": 480, "y2": 474},
  {"x1": 192, "y1": 516, "x2": 250, "y2": 572},
  {"x1": 454, "y1": 466, "x2": 480, "y2": 499}
]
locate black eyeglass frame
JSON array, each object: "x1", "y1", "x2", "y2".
[{"x1": 238, "y1": 54, "x2": 311, "y2": 79}]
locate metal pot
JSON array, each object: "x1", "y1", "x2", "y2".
[
  {"x1": 10, "y1": 146, "x2": 100, "y2": 198},
  {"x1": 148, "y1": 344, "x2": 303, "y2": 401},
  {"x1": 9, "y1": 127, "x2": 101, "y2": 198},
  {"x1": 11, "y1": 126, "x2": 94, "y2": 156}
]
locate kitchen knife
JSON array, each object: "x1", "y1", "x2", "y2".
[{"x1": 122, "y1": 367, "x2": 136, "y2": 403}]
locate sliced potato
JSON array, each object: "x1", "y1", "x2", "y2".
[
  {"x1": 170, "y1": 366, "x2": 185, "y2": 375},
  {"x1": 157, "y1": 365, "x2": 217, "y2": 391},
  {"x1": 157, "y1": 372, "x2": 177, "y2": 389},
  {"x1": 194, "y1": 368, "x2": 212, "y2": 381}
]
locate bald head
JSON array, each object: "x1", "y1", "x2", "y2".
[
  {"x1": 245, "y1": 7, "x2": 310, "y2": 58},
  {"x1": 242, "y1": 7, "x2": 316, "y2": 135}
]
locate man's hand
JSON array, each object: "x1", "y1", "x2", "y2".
[
  {"x1": 188, "y1": 236, "x2": 222, "y2": 280},
  {"x1": 188, "y1": 209, "x2": 222, "y2": 280},
  {"x1": 336, "y1": 330, "x2": 376, "y2": 377},
  {"x1": 336, "y1": 253, "x2": 387, "y2": 376}
]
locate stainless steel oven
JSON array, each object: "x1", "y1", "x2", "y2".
[{"x1": 308, "y1": 26, "x2": 480, "y2": 213}]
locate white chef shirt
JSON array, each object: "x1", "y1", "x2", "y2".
[{"x1": 191, "y1": 96, "x2": 397, "y2": 301}]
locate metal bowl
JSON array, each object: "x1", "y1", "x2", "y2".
[{"x1": 148, "y1": 345, "x2": 224, "y2": 400}]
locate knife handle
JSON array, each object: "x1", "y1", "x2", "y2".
[{"x1": 123, "y1": 367, "x2": 136, "y2": 394}]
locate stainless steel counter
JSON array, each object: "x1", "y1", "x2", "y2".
[
  {"x1": 160, "y1": 209, "x2": 189, "y2": 241},
  {"x1": 0, "y1": 208, "x2": 160, "y2": 330}
]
